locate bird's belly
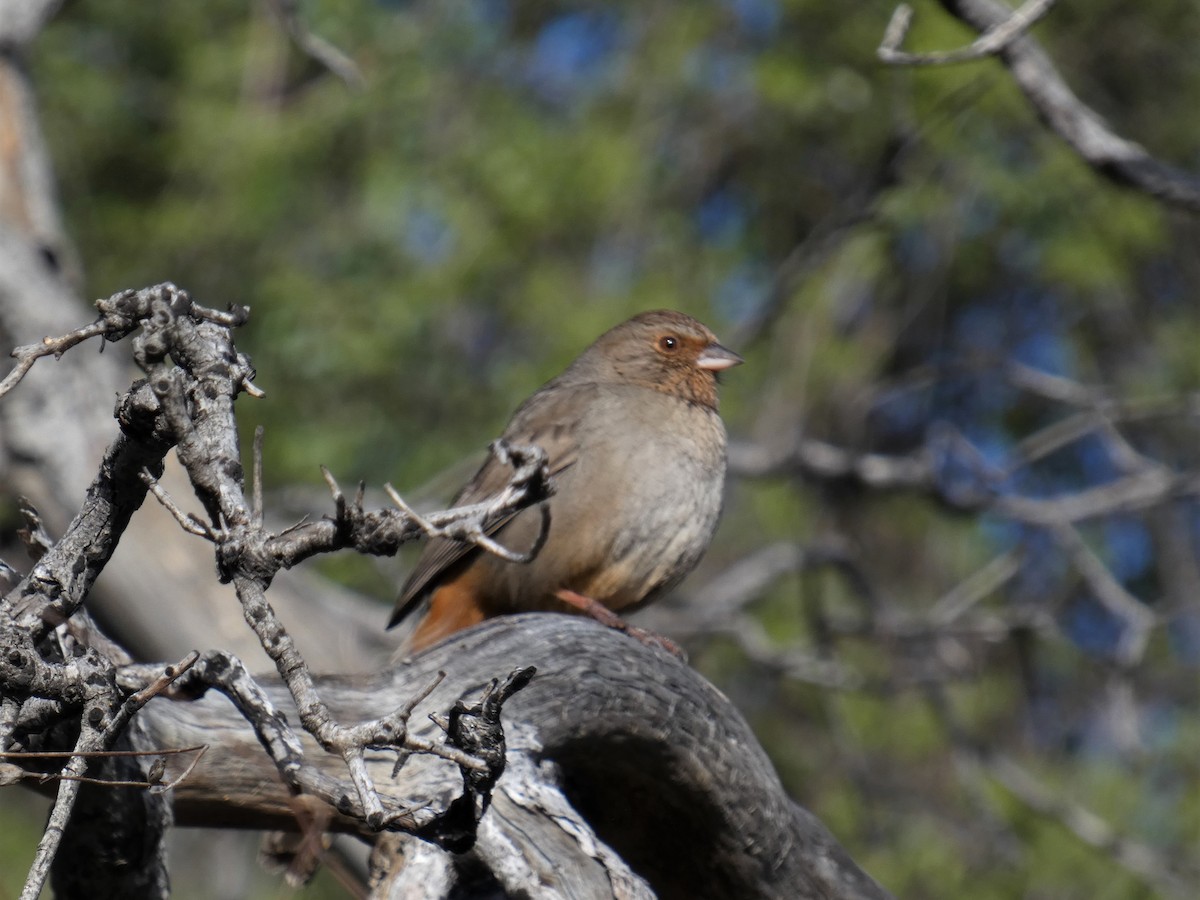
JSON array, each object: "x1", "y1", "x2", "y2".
[
  {"x1": 564, "y1": 419, "x2": 725, "y2": 609},
  {"x1": 482, "y1": 398, "x2": 726, "y2": 614}
]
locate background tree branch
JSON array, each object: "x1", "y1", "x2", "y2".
[
  {"x1": 880, "y1": 0, "x2": 1200, "y2": 211},
  {"x1": 5, "y1": 0, "x2": 1200, "y2": 897}
]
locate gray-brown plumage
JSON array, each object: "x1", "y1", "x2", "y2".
[{"x1": 389, "y1": 309, "x2": 741, "y2": 651}]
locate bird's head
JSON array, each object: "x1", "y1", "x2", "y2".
[{"x1": 571, "y1": 309, "x2": 742, "y2": 410}]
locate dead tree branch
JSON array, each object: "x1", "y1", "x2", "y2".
[
  {"x1": 134, "y1": 614, "x2": 892, "y2": 900},
  {"x1": 878, "y1": 0, "x2": 1057, "y2": 66},
  {"x1": 263, "y1": 0, "x2": 365, "y2": 89},
  {"x1": 879, "y1": 0, "x2": 1200, "y2": 212},
  {"x1": 0, "y1": 284, "x2": 549, "y2": 891}
]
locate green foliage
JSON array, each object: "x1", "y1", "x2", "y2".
[
  {"x1": 0, "y1": 794, "x2": 47, "y2": 898},
  {"x1": 22, "y1": 0, "x2": 1200, "y2": 896}
]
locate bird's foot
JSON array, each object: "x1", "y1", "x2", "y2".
[{"x1": 555, "y1": 589, "x2": 687, "y2": 661}]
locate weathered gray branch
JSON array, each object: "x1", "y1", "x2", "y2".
[
  {"x1": 136, "y1": 614, "x2": 892, "y2": 900},
  {"x1": 878, "y1": 0, "x2": 1057, "y2": 66},
  {"x1": 879, "y1": 0, "x2": 1200, "y2": 212}
]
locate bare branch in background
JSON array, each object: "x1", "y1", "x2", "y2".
[
  {"x1": 263, "y1": 0, "x2": 365, "y2": 89},
  {"x1": 925, "y1": 687, "x2": 1197, "y2": 899},
  {"x1": 878, "y1": 0, "x2": 1058, "y2": 66},
  {"x1": 880, "y1": 0, "x2": 1200, "y2": 212}
]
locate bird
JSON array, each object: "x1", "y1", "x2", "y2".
[{"x1": 388, "y1": 309, "x2": 742, "y2": 652}]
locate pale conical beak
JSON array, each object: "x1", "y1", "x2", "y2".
[{"x1": 696, "y1": 342, "x2": 744, "y2": 371}]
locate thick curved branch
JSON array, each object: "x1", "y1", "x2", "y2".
[{"x1": 135, "y1": 614, "x2": 892, "y2": 900}]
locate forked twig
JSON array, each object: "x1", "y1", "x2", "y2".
[{"x1": 878, "y1": 0, "x2": 1058, "y2": 66}]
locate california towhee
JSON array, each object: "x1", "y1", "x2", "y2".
[{"x1": 388, "y1": 309, "x2": 741, "y2": 652}]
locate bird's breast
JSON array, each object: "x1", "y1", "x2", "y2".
[{"x1": 555, "y1": 389, "x2": 727, "y2": 608}]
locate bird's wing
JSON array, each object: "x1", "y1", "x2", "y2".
[{"x1": 387, "y1": 381, "x2": 596, "y2": 628}]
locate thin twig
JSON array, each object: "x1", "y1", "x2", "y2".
[
  {"x1": 9, "y1": 744, "x2": 207, "y2": 792},
  {"x1": 263, "y1": 0, "x2": 365, "y2": 89},
  {"x1": 252, "y1": 426, "x2": 265, "y2": 528},
  {"x1": 1052, "y1": 524, "x2": 1156, "y2": 665},
  {"x1": 0, "y1": 320, "x2": 111, "y2": 399},
  {"x1": 140, "y1": 470, "x2": 216, "y2": 539},
  {"x1": 878, "y1": 0, "x2": 1058, "y2": 66},
  {"x1": 930, "y1": 549, "x2": 1024, "y2": 625}
]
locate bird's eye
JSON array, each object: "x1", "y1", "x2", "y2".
[{"x1": 658, "y1": 335, "x2": 679, "y2": 352}]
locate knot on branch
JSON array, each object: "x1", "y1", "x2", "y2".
[
  {"x1": 418, "y1": 666, "x2": 536, "y2": 852},
  {"x1": 448, "y1": 665, "x2": 536, "y2": 794},
  {"x1": 214, "y1": 528, "x2": 281, "y2": 587},
  {"x1": 114, "y1": 380, "x2": 176, "y2": 450}
]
